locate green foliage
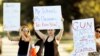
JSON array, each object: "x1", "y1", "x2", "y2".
[{"x1": 76, "y1": 0, "x2": 100, "y2": 23}]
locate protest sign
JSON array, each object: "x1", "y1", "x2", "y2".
[
  {"x1": 3, "y1": 3, "x2": 20, "y2": 31},
  {"x1": 33, "y1": 6, "x2": 63, "y2": 30},
  {"x1": 70, "y1": 50, "x2": 88, "y2": 56},
  {"x1": 72, "y1": 18, "x2": 96, "y2": 53}
]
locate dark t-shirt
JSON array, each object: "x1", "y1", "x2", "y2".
[
  {"x1": 44, "y1": 37, "x2": 55, "y2": 56},
  {"x1": 18, "y1": 38, "x2": 29, "y2": 55}
]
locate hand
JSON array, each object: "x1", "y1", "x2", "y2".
[
  {"x1": 21, "y1": 32, "x2": 26, "y2": 41},
  {"x1": 7, "y1": 31, "x2": 11, "y2": 36},
  {"x1": 61, "y1": 18, "x2": 64, "y2": 22}
]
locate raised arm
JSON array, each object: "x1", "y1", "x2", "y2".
[
  {"x1": 55, "y1": 18, "x2": 64, "y2": 41},
  {"x1": 55, "y1": 29, "x2": 64, "y2": 41},
  {"x1": 7, "y1": 31, "x2": 20, "y2": 41},
  {"x1": 21, "y1": 31, "x2": 32, "y2": 42},
  {"x1": 35, "y1": 30, "x2": 47, "y2": 42}
]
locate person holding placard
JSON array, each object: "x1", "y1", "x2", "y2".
[
  {"x1": 95, "y1": 25, "x2": 100, "y2": 55},
  {"x1": 35, "y1": 19, "x2": 64, "y2": 56},
  {"x1": 7, "y1": 25, "x2": 32, "y2": 56},
  {"x1": 88, "y1": 25, "x2": 100, "y2": 56},
  {"x1": 95, "y1": 25, "x2": 100, "y2": 51}
]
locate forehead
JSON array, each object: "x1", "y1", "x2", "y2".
[
  {"x1": 23, "y1": 27, "x2": 28, "y2": 30},
  {"x1": 47, "y1": 29, "x2": 55, "y2": 31},
  {"x1": 96, "y1": 28, "x2": 100, "y2": 30}
]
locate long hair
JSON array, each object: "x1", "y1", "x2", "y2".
[{"x1": 20, "y1": 25, "x2": 30, "y2": 35}]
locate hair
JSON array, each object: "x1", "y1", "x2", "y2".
[
  {"x1": 95, "y1": 25, "x2": 100, "y2": 30},
  {"x1": 21, "y1": 25, "x2": 30, "y2": 33}
]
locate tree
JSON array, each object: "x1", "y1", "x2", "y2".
[{"x1": 76, "y1": 0, "x2": 100, "y2": 23}]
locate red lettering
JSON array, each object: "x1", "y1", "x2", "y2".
[
  {"x1": 35, "y1": 23, "x2": 40, "y2": 27},
  {"x1": 72, "y1": 22, "x2": 92, "y2": 31},
  {"x1": 80, "y1": 22, "x2": 86, "y2": 28},
  {"x1": 50, "y1": 23, "x2": 56, "y2": 26}
]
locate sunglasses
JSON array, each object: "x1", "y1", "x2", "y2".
[
  {"x1": 22, "y1": 29, "x2": 29, "y2": 32},
  {"x1": 96, "y1": 30, "x2": 100, "y2": 33}
]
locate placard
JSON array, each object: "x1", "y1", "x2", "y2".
[
  {"x1": 3, "y1": 3, "x2": 20, "y2": 31},
  {"x1": 72, "y1": 18, "x2": 96, "y2": 53},
  {"x1": 33, "y1": 6, "x2": 63, "y2": 30}
]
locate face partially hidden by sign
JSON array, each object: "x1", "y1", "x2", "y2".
[
  {"x1": 96, "y1": 28, "x2": 100, "y2": 38},
  {"x1": 47, "y1": 29, "x2": 55, "y2": 36}
]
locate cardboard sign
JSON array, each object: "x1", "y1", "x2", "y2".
[
  {"x1": 3, "y1": 3, "x2": 20, "y2": 31},
  {"x1": 70, "y1": 50, "x2": 88, "y2": 56},
  {"x1": 72, "y1": 18, "x2": 96, "y2": 53},
  {"x1": 33, "y1": 6, "x2": 63, "y2": 30}
]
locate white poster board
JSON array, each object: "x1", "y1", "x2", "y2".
[
  {"x1": 72, "y1": 18, "x2": 96, "y2": 53},
  {"x1": 33, "y1": 6, "x2": 63, "y2": 30},
  {"x1": 70, "y1": 50, "x2": 88, "y2": 56},
  {"x1": 3, "y1": 3, "x2": 20, "y2": 31}
]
